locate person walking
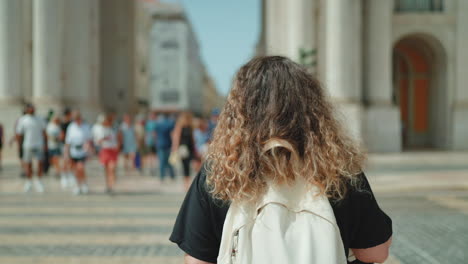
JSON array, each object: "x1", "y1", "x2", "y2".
[
  {"x1": 144, "y1": 112, "x2": 158, "y2": 175},
  {"x1": 46, "y1": 115, "x2": 63, "y2": 182},
  {"x1": 134, "y1": 117, "x2": 146, "y2": 173},
  {"x1": 10, "y1": 110, "x2": 27, "y2": 178},
  {"x1": 65, "y1": 111, "x2": 92, "y2": 195},
  {"x1": 92, "y1": 114, "x2": 106, "y2": 154},
  {"x1": 0, "y1": 123, "x2": 3, "y2": 171},
  {"x1": 154, "y1": 113, "x2": 175, "y2": 182},
  {"x1": 170, "y1": 57, "x2": 392, "y2": 264},
  {"x1": 96, "y1": 113, "x2": 121, "y2": 194},
  {"x1": 16, "y1": 104, "x2": 47, "y2": 193},
  {"x1": 193, "y1": 118, "x2": 209, "y2": 173},
  {"x1": 171, "y1": 112, "x2": 196, "y2": 190},
  {"x1": 60, "y1": 108, "x2": 75, "y2": 188},
  {"x1": 120, "y1": 114, "x2": 137, "y2": 172},
  {"x1": 206, "y1": 108, "x2": 219, "y2": 142}
]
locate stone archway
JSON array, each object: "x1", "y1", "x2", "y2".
[{"x1": 393, "y1": 34, "x2": 447, "y2": 150}]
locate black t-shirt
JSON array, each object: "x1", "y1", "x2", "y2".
[
  {"x1": 170, "y1": 168, "x2": 392, "y2": 264},
  {"x1": 61, "y1": 121, "x2": 71, "y2": 134}
]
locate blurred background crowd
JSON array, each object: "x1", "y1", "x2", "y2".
[{"x1": 6, "y1": 103, "x2": 220, "y2": 195}]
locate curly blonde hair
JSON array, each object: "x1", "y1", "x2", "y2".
[{"x1": 206, "y1": 56, "x2": 366, "y2": 203}]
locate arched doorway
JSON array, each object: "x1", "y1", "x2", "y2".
[{"x1": 393, "y1": 34, "x2": 447, "y2": 150}]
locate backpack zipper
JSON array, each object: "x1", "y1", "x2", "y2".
[{"x1": 231, "y1": 229, "x2": 240, "y2": 263}]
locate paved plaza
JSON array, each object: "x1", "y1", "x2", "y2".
[{"x1": 0, "y1": 153, "x2": 467, "y2": 264}]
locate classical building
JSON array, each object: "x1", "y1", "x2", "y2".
[
  {"x1": 0, "y1": 0, "x2": 137, "y2": 145},
  {"x1": 258, "y1": 0, "x2": 468, "y2": 152}
]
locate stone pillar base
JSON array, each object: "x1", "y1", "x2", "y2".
[
  {"x1": 452, "y1": 106, "x2": 468, "y2": 150},
  {"x1": 333, "y1": 102, "x2": 363, "y2": 142},
  {"x1": 363, "y1": 105, "x2": 402, "y2": 152},
  {"x1": 0, "y1": 103, "x2": 27, "y2": 161}
]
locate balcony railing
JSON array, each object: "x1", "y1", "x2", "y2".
[{"x1": 395, "y1": 0, "x2": 444, "y2": 12}]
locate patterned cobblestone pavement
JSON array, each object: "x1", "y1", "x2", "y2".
[
  {"x1": 0, "y1": 160, "x2": 186, "y2": 264},
  {"x1": 378, "y1": 193, "x2": 468, "y2": 264},
  {"x1": 0, "y1": 157, "x2": 467, "y2": 264}
]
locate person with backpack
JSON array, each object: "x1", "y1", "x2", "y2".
[{"x1": 170, "y1": 56, "x2": 392, "y2": 264}]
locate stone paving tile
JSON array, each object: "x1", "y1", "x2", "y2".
[
  {"x1": 367, "y1": 164, "x2": 468, "y2": 174},
  {"x1": 0, "y1": 234, "x2": 173, "y2": 245},
  {"x1": 1, "y1": 158, "x2": 467, "y2": 263},
  {"x1": 0, "y1": 225, "x2": 174, "y2": 234},
  {"x1": 379, "y1": 195, "x2": 468, "y2": 264},
  {"x1": 0, "y1": 213, "x2": 177, "y2": 218},
  {"x1": 0, "y1": 207, "x2": 179, "y2": 214},
  {"x1": 0, "y1": 256, "x2": 183, "y2": 264},
  {"x1": 0, "y1": 218, "x2": 175, "y2": 226},
  {"x1": 0, "y1": 244, "x2": 183, "y2": 257}
]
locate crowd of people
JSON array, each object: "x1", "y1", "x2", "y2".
[{"x1": 11, "y1": 103, "x2": 219, "y2": 195}]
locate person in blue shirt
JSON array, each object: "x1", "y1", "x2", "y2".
[
  {"x1": 207, "y1": 108, "x2": 220, "y2": 141},
  {"x1": 144, "y1": 112, "x2": 157, "y2": 175},
  {"x1": 153, "y1": 113, "x2": 176, "y2": 181}
]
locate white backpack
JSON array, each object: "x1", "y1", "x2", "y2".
[{"x1": 217, "y1": 178, "x2": 348, "y2": 264}]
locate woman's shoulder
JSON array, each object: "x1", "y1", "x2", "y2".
[{"x1": 331, "y1": 173, "x2": 375, "y2": 209}]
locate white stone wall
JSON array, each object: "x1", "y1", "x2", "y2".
[
  {"x1": 0, "y1": 0, "x2": 137, "y2": 159},
  {"x1": 392, "y1": 7, "x2": 456, "y2": 149},
  {"x1": 362, "y1": 0, "x2": 402, "y2": 152},
  {"x1": 99, "y1": 0, "x2": 136, "y2": 116},
  {"x1": 453, "y1": 0, "x2": 468, "y2": 149},
  {"x1": 259, "y1": 0, "x2": 468, "y2": 152}
]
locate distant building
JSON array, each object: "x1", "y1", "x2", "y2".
[
  {"x1": 147, "y1": 2, "x2": 213, "y2": 116},
  {"x1": 258, "y1": 0, "x2": 468, "y2": 152},
  {"x1": 202, "y1": 73, "x2": 225, "y2": 117}
]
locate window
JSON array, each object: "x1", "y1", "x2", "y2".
[
  {"x1": 160, "y1": 90, "x2": 180, "y2": 103},
  {"x1": 395, "y1": 0, "x2": 444, "y2": 12}
]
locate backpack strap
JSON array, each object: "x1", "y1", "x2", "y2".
[{"x1": 256, "y1": 179, "x2": 338, "y2": 227}]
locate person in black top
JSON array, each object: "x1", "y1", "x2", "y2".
[
  {"x1": 170, "y1": 56, "x2": 392, "y2": 264},
  {"x1": 172, "y1": 112, "x2": 196, "y2": 190},
  {"x1": 59, "y1": 108, "x2": 73, "y2": 188},
  {"x1": 0, "y1": 123, "x2": 3, "y2": 170}
]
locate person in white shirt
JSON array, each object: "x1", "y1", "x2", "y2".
[
  {"x1": 95, "y1": 113, "x2": 122, "y2": 194},
  {"x1": 46, "y1": 115, "x2": 64, "y2": 185},
  {"x1": 92, "y1": 114, "x2": 106, "y2": 154},
  {"x1": 16, "y1": 104, "x2": 47, "y2": 193},
  {"x1": 65, "y1": 111, "x2": 92, "y2": 195}
]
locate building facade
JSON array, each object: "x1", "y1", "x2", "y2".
[
  {"x1": 147, "y1": 3, "x2": 208, "y2": 116},
  {"x1": 258, "y1": 0, "x2": 468, "y2": 152},
  {"x1": 202, "y1": 73, "x2": 225, "y2": 117},
  {"x1": 0, "y1": 0, "x2": 137, "y2": 157}
]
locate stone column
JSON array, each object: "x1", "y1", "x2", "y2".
[
  {"x1": 322, "y1": 0, "x2": 363, "y2": 139},
  {"x1": 453, "y1": 0, "x2": 468, "y2": 149},
  {"x1": 363, "y1": 0, "x2": 401, "y2": 152},
  {"x1": 285, "y1": 0, "x2": 302, "y2": 59},
  {"x1": 0, "y1": 0, "x2": 30, "y2": 158},
  {"x1": 99, "y1": 0, "x2": 135, "y2": 115},
  {"x1": 265, "y1": 0, "x2": 281, "y2": 55},
  {"x1": 0, "y1": 0, "x2": 23, "y2": 104},
  {"x1": 61, "y1": 0, "x2": 100, "y2": 121},
  {"x1": 284, "y1": 0, "x2": 317, "y2": 63},
  {"x1": 22, "y1": 0, "x2": 33, "y2": 102},
  {"x1": 33, "y1": 0, "x2": 65, "y2": 108}
]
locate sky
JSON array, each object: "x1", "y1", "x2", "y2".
[{"x1": 163, "y1": 0, "x2": 261, "y2": 96}]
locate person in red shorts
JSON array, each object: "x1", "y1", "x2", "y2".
[{"x1": 95, "y1": 113, "x2": 122, "y2": 194}]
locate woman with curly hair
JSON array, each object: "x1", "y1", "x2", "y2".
[{"x1": 170, "y1": 56, "x2": 392, "y2": 264}]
